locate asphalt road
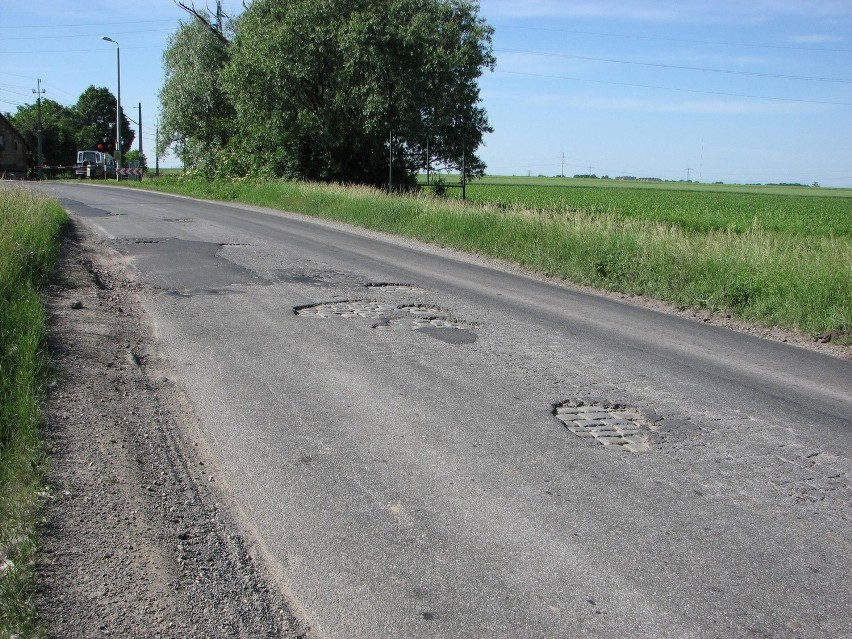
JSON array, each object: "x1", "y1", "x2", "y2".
[{"x1": 42, "y1": 183, "x2": 851, "y2": 638}]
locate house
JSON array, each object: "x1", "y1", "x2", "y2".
[{"x1": 0, "y1": 113, "x2": 29, "y2": 179}]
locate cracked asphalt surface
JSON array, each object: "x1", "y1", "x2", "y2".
[{"x1": 39, "y1": 183, "x2": 851, "y2": 638}]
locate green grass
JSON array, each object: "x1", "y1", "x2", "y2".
[
  {"x1": 130, "y1": 174, "x2": 851, "y2": 339},
  {"x1": 0, "y1": 186, "x2": 67, "y2": 638}
]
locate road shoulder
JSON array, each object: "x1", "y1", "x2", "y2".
[{"x1": 36, "y1": 217, "x2": 310, "y2": 637}]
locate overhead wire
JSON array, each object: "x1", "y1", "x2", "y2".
[
  {"x1": 495, "y1": 69, "x2": 852, "y2": 107},
  {"x1": 495, "y1": 48, "x2": 852, "y2": 84},
  {"x1": 500, "y1": 25, "x2": 851, "y2": 53}
]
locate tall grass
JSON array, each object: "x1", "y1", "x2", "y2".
[
  {"x1": 0, "y1": 186, "x2": 66, "y2": 638},
  {"x1": 133, "y1": 175, "x2": 851, "y2": 337}
]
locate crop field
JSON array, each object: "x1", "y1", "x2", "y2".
[{"x1": 428, "y1": 176, "x2": 852, "y2": 238}]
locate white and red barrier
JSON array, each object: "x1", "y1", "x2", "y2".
[{"x1": 117, "y1": 167, "x2": 143, "y2": 177}]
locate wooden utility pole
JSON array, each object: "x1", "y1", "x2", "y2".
[
  {"x1": 33, "y1": 79, "x2": 45, "y2": 179},
  {"x1": 138, "y1": 102, "x2": 143, "y2": 181},
  {"x1": 155, "y1": 120, "x2": 160, "y2": 177}
]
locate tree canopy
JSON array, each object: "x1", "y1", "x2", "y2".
[
  {"x1": 8, "y1": 86, "x2": 134, "y2": 166},
  {"x1": 74, "y1": 86, "x2": 135, "y2": 158},
  {"x1": 161, "y1": 0, "x2": 494, "y2": 185},
  {"x1": 159, "y1": 12, "x2": 234, "y2": 175},
  {"x1": 7, "y1": 99, "x2": 77, "y2": 166}
]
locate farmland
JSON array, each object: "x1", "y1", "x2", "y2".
[{"x1": 431, "y1": 175, "x2": 852, "y2": 238}]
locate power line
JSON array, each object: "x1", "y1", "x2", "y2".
[
  {"x1": 496, "y1": 48, "x2": 852, "y2": 84},
  {"x1": 0, "y1": 45, "x2": 163, "y2": 55},
  {"x1": 1, "y1": 28, "x2": 173, "y2": 41},
  {"x1": 0, "y1": 18, "x2": 176, "y2": 29},
  {"x1": 0, "y1": 87, "x2": 33, "y2": 98},
  {"x1": 501, "y1": 25, "x2": 851, "y2": 53},
  {"x1": 495, "y1": 69, "x2": 852, "y2": 107}
]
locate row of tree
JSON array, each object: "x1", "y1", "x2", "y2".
[
  {"x1": 159, "y1": 0, "x2": 495, "y2": 186},
  {"x1": 6, "y1": 86, "x2": 135, "y2": 167}
]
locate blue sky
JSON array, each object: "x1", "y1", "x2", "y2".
[{"x1": 2, "y1": 1, "x2": 850, "y2": 186}]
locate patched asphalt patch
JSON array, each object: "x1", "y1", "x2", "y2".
[
  {"x1": 60, "y1": 198, "x2": 116, "y2": 218},
  {"x1": 114, "y1": 238, "x2": 269, "y2": 291},
  {"x1": 553, "y1": 399, "x2": 658, "y2": 452}
]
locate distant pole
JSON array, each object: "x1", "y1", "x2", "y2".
[
  {"x1": 686, "y1": 167, "x2": 692, "y2": 181},
  {"x1": 461, "y1": 129, "x2": 466, "y2": 201},
  {"x1": 32, "y1": 79, "x2": 45, "y2": 179},
  {"x1": 561, "y1": 152, "x2": 565, "y2": 178},
  {"x1": 426, "y1": 137, "x2": 430, "y2": 185},
  {"x1": 155, "y1": 120, "x2": 160, "y2": 177},
  {"x1": 138, "y1": 102, "x2": 143, "y2": 181},
  {"x1": 388, "y1": 130, "x2": 393, "y2": 192}
]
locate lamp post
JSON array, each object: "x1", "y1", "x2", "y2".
[{"x1": 102, "y1": 36, "x2": 121, "y2": 170}]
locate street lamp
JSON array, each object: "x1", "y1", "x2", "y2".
[{"x1": 102, "y1": 36, "x2": 121, "y2": 170}]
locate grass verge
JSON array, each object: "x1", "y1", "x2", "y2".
[
  {"x1": 130, "y1": 175, "x2": 850, "y2": 338},
  {"x1": 0, "y1": 186, "x2": 67, "y2": 638}
]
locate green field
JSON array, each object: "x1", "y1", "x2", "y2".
[
  {"x1": 131, "y1": 173, "x2": 851, "y2": 339},
  {"x1": 425, "y1": 175, "x2": 852, "y2": 237}
]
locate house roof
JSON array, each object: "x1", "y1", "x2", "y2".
[{"x1": 0, "y1": 112, "x2": 30, "y2": 152}]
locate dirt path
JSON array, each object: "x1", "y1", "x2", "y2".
[{"x1": 36, "y1": 218, "x2": 311, "y2": 638}]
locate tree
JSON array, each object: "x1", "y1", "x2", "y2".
[
  {"x1": 124, "y1": 150, "x2": 148, "y2": 171},
  {"x1": 8, "y1": 99, "x2": 77, "y2": 166},
  {"x1": 221, "y1": 0, "x2": 494, "y2": 185},
  {"x1": 74, "y1": 86, "x2": 134, "y2": 157},
  {"x1": 159, "y1": 2, "x2": 235, "y2": 175}
]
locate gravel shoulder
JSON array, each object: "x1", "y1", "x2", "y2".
[{"x1": 36, "y1": 218, "x2": 311, "y2": 638}]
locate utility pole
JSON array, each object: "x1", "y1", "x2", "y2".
[
  {"x1": 426, "y1": 136, "x2": 430, "y2": 186},
  {"x1": 461, "y1": 128, "x2": 466, "y2": 201},
  {"x1": 155, "y1": 120, "x2": 160, "y2": 177},
  {"x1": 138, "y1": 102, "x2": 143, "y2": 181},
  {"x1": 686, "y1": 167, "x2": 692, "y2": 181},
  {"x1": 561, "y1": 152, "x2": 565, "y2": 178},
  {"x1": 388, "y1": 130, "x2": 393, "y2": 192},
  {"x1": 32, "y1": 79, "x2": 45, "y2": 179}
]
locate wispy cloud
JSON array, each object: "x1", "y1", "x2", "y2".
[
  {"x1": 555, "y1": 95, "x2": 819, "y2": 115},
  {"x1": 787, "y1": 34, "x2": 845, "y2": 44},
  {"x1": 482, "y1": 0, "x2": 852, "y2": 24}
]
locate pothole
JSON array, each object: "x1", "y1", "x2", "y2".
[
  {"x1": 295, "y1": 300, "x2": 396, "y2": 319},
  {"x1": 553, "y1": 399, "x2": 655, "y2": 453},
  {"x1": 294, "y1": 301, "x2": 477, "y2": 337},
  {"x1": 364, "y1": 282, "x2": 420, "y2": 292},
  {"x1": 276, "y1": 269, "x2": 350, "y2": 287}
]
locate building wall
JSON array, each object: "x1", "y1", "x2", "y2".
[{"x1": 0, "y1": 114, "x2": 29, "y2": 178}]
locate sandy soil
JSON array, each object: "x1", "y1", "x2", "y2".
[{"x1": 36, "y1": 218, "x2": 311, "y2": 638}]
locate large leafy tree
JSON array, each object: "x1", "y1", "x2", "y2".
[
  {"x1": 74, "y1": 86, "x2": 134, "y2": 158},
  {"x1": 221, "y1": 0, "x2": 494, "y2": 185},
  {"x1": 159, "y1": 3, "x2": 235, "y2": 175},
  {"x1": 8, "y1": 99, "x2": 77, "y2": 166}
]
